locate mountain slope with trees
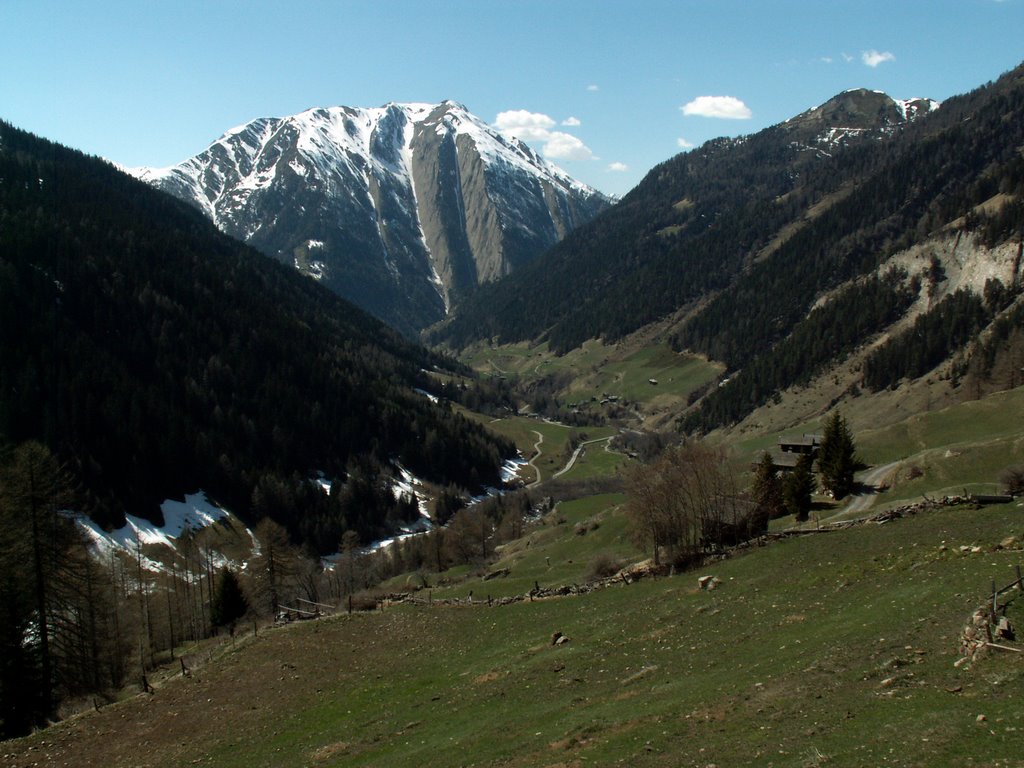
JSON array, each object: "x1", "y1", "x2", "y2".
[
  {"x1": 0, "y1": 120, "x2": 515, "y2": 549},
  {"x1": 433, "y1": 65, "x2": 1024, "y2": 431}
]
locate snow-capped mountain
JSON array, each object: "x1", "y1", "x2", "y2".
[{"x1": 132, "y1": 101, "x2": 612, "y2": 334}]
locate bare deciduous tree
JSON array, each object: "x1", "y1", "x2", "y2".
[
  {"x1": 626, "y1": 443, "x2": 747, "y2": 568},
  {"x1": 250, "y1": 518, "x2": 297, "y2": 616}
]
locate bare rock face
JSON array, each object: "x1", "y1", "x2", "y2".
[{"x1": 132, "y1": 102, "x2": 611, "y2": 335}]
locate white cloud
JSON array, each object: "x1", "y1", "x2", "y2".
[
  {"x1": 607, "y1": 162, "x2": 628, "y2": 172},
  {"x1": 842, "y1": 52, "x2": 854, "y2": 63},
  {"x1": 862, "y1": 49, "x2": 895, "y2": 68},
  {"x1": 562, "y1": 116, "x2": 581, "y2": 127},
  {"x1": 494, "y1": 111, "x2": 595, "y2": 162},
  {"x1": 586, "y1": 84, "x2": 600, "y2": 92},
  {"x1": 494, "y1": 110, "x2": 556, "y2": 141},
  {"x1": 677, "y1": 137, "x2": 694, "y2": 149},
  {"x1": 544, "y1": 132, "x2": 595, "y2": 161},
  {"x1": 681, "y1": 95, "x2": 752, "y2": 119},
  {"x1": 820, "y1": 56, "x2": 834, "y2": 64}
]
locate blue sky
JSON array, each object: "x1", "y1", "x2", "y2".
[{"x1": 2, "y1": 0, "x2": 1023, "y2": 197}]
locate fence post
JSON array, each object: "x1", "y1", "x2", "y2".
[{"x1": 991, "y1": 579, "x2": 999, "y2": 622}]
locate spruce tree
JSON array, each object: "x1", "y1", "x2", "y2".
[
  {"x1": 784, "y1": 454, "x2": 816, "y2": 522},
  {"x1": 752, "y1": 452, "x2": 786, "y2": 523},
  {"x1": 210, "y1": 568, "x2": 248, "y2": 631},
  {"x1": 818, "y1": 411, "x2": 858, "y2": 500}
]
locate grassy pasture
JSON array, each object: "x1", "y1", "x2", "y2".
[
  {"x1": 462, "y1": 339, "x2": 721, "y2": 419},
  {"x1": 858, "y1": 387, "x2": 1024, "y2": 467},
  {"x1": 10, "y1": 502, "x2": 1023, "y2": 767},
  {"x1": 855, "y1": 388, "x2": 1024, "y2": 506},
  {"x1": 10, "y1": 349, "x2": 1024, "y2": 766},
  {"x1": 433, "y1": 492, "x2": 633, "y2": 601},
  {"x1": 467, "y1": 412, "x2": 619, "y2": 484}
]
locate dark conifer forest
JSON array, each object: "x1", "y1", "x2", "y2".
[{"x1": 0, "y1": 121, "x2": 514, "y2": 548}]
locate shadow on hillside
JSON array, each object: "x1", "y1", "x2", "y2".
[{"x1": 848, "y1": 480, "x2": 880, "y2": 497}]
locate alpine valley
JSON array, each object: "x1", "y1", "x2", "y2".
[
  {"x1": 131, "y1": 101, "x2": 611, "y2": 335},
  {"x1": 3, "y1": 55, "x2": 1024, "y2": 768}
]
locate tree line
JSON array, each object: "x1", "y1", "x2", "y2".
[{"x1": 680, "y1": 272, "x2": 915, "y2": 432}]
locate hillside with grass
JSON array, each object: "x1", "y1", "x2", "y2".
[
  {"x1": 4, "y1": 380, "x2": 1024, "y2": 766},
  {"x1": 5, "y1": 496, "x2": 1021, "y2": 767}
]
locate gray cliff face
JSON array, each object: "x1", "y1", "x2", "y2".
[{"x1": 133, "y1": 101, "x2": 611, "y2": 335}]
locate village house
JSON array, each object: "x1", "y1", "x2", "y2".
[{"x1": 753, "y1": 433, "x2": 824, "y2": 473}]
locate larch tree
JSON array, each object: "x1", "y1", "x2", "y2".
[
  {"x1": 251, "y1": 518, "x2": 296, "y2": 616},
  {"x1": 0, "y1": 441, "x2": 89, "y2": 733}
]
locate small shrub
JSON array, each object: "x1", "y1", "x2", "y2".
[
  {"x1": 349, "y1": 592, "x2": 382, "y2": 612},
  {"x1": 586, "y1": 552, "x2": 624, "y2": 580},
  {"x1": 999, "y1": 464, "x2": 1024, "y2": 495}
]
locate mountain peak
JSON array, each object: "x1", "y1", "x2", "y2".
[
  {"x1": 782, "y1": 88, "x2": 940, "y2": 149},
  {"x1": 131, "y1": 101, "x2": 611, "y2": 335}
]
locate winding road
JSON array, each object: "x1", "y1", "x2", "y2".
[
  {"x1": 526, "y1": 431, "x2": 544, "y2": 487},
  {"x1": 553, "y1": 436, "x2": 615, "y2": 479},
  {"x1": 837, "y1": 459, "x2": 902, "y2": 518}
]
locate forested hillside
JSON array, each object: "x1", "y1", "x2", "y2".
[
  {"x1": 0, "y1": 121, "x2": 514, "y2": 550},
  {"x1": 433, "y1": 64, "x2": 1024, "y2": 431}
]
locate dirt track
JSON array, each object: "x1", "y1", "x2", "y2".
[{"x1": 842, "y1": 460, "x2": 902, "y2": 516}]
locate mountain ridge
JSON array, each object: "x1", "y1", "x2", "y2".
[
  {"x1": 131, "y1": 101, "x2": 611, "y2": 334},
  {"x1": 431, "y1": 70, "x2": 1024, "y2": 427},
  {"x1": 430, "y1": 85, "x2": 951, "y2": 354}
]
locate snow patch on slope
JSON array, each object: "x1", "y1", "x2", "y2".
[
  {"x1": 390, "y1": 465, "x2": 432, "y2": 520},
  {"x1": 894, "y1": 97, "x2": 941, "y2": 121},
  {"x1": 501, "y1": 455, "x2": 529, "y2": 484},
  {"x1": 76, "y1": 491, "x2": 237, "y2": 571}
]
